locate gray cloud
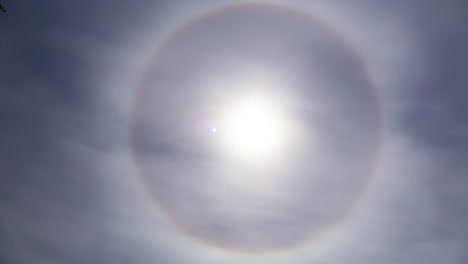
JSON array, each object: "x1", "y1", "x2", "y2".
[{"x1": 0, "y1": 0, "x2": 467, "y2": 263}]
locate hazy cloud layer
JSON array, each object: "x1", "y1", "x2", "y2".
[{"x1": 0, "y1": 0, "x2": 467, "y2": 263}]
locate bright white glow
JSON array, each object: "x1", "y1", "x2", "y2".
[{"x1": 220, "y1": 96, "x2": 285, "y2": 162}]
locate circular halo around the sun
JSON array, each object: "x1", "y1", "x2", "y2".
[{"x1": 130, "y1": 3, "x2": 381, "y2": 254}]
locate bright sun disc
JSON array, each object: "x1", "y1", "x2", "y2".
[{"x1": 220, "y1": 96, "x2": 285, "y2": 162}]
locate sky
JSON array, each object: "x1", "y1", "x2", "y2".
[{"x1": 0, "y1": 0, "x2": 467, "y2": 263}]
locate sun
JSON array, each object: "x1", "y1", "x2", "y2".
[{"x1": 218, "y1": 96, "x2": 286, "y2": 162}]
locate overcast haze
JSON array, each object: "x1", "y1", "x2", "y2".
[{"x1": 1, "y1": 1, "x2": 467, "y2": 263}]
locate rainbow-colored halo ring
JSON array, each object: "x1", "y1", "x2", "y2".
[{"x1": 130, "y1": 2, "x2": 382, "y2": 255}]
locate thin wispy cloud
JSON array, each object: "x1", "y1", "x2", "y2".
[{"x1": 0, "y1": 1, "x2": 466, "y2": 263}]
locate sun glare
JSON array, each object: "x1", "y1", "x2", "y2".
[{"x1": 219, "y1": 96, "x2": 285, "y2": 162}]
